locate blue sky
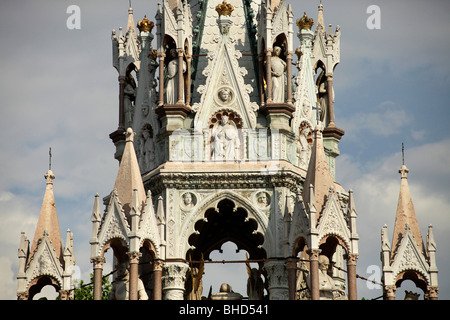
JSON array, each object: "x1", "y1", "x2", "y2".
[{"x1": 0, "y1": 0, "x2": 449, "y2": 300}]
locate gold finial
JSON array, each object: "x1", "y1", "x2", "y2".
[
  {"x1": 297, "y1": 12, "x2": 314, "y2": 30},
  {"x1": 216, "y1": 1, "x2": 234, "y2": 17},
  {"x1": 137, "y1": 15, "x2": 154, "y2": 32}
]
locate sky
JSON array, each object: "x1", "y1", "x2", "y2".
[{"x1": 0, "y1": 0, "x2": 449, "y2": 300}]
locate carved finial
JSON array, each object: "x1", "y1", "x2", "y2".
[
  {"x1": 137, "y1": 15, "x2": 154, "y2": 32},
  {"x1": 45, "y1": 169, "x2": 55, "y2": 185},
  {"x1": 216, "y1": 1, "x2": 234, "y2": 16},
  {"x1": 297, "y1": 12, "x2": 314, "y2": 30},
  {"x1": 125, "y1": 127, "x2": 136, "y2": 142}
]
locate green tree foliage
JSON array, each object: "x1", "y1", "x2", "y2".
[{"x1": 74, "y1": 273, "x2": 111, "y2": 300}]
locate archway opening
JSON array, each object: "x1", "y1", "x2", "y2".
[
  {"x1": 395, "y1": 271, "x2": 427, "y2": 300},
  {"x1": 186, "y1": 198, "x2": 267, "y2": 299}
]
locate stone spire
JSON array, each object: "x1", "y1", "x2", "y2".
[
  {"x1": 316, "y1": 2, "x2": 325, "y2": 31},
  {"x1": 29, "y1": 169, "x2": 63, "y2": 263},
  {"x1": 113, "y1": 128, "x2": 147, "y2": 219},
  {"x1": 391, "y1": 164, "x2": 425, "y2": 259},
  {"x1": 126, "y1": 6, "x2": 137, "y2": 34},
  {"x1": 302, "y1": 126, "x2": 335, "y2": 225}
]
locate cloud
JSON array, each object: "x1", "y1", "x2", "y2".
[{"x1": 336, "y1": 138, "x2": 450, "y2": 299}]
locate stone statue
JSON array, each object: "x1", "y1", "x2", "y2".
[
  {"x1": 165, "y1": 49, "x2": 186, "y2": 104},
  {"x1": 256, "y1": 191, "x2": 270, "y2": 208},
  {"x1": 211, "y1": 283, "x2": 243, "y2": 300},
  {"x1": 109, "y1": 263, "x2": 148, "y2": 300},
  {"x1": 182, "y1": 192, "x2": 195, "y2": 209},
  {"x1": 296, "y1": 123, "x2": 311, "y2": 169},
  {"x1": 211, "y1": 114, "x2": 240, "y2": 161},
  {"x1": 187, "y1": 259, "x2": 204, "y2": 300},
  {"x1": 139, "y1": 127, "x2": 154, "y2": 172},
  {"x1": 271, "y1": 46, "x2": 287, "y2": 103},
  {"x1": 218, "y1": 88, "x2": 232, "y2": 104},
  {"x1": 318, "y1": 77, "x2": 334, "y2": 125},
  {"x1": 124, "y1": 78, "x2": 136, "y2": 128},
  {"x1": 306, "y1": 255, "x2": 337, "y2": 300},
  {"x1": 246, "y1": 256, "x2": 264, "y2": 300}
]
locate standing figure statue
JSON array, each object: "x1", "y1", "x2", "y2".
[
  {"x1": 109, "y1": 262, "x2": 148, "y2": 300},
  {"x1": 211, "y1": 114, "x2": 240, "y2": 161},
  {"x1": 246, "y1": 254, "x2": 264, "y2": 300},
  {"x1": 271, "y1": 46, "x2": 287, "y2": 103},
  {"x1": 296, "y1": 123, "x2": 311, "y2": 169},
  {"x1": 139, "y1": 127, "x2": 155, "y2": 172},
  {"x1": 318, "y1": 76, "x2": 334, "y2": 125},
  {"x1": 165, "y1": 48, "x2": 186, "y2": 104},
  {"x1": 123, "y1": 76, "x2": 136, "y2": 128}
]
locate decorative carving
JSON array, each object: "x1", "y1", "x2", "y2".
[
  {"x1": 137, "y1": 15, "x2": 154, "y2": 33},
  {"x1": 271, "y1": 46, "x2": 287, "y2": 103},
  {"x1": 165, "y1": 49, "x2": 186, "y2": 104},
  {"x1": 210, "y1": 112, "x2": 241, "y2": 161},
  {"x1": 216, "y1": 1, "x2": 234, "y2": 17},
  {"x1": 297, "y1": 13, "x2": 314, "y2": 30},
  {"x1": 181, "y1": 192, "x2": 197, "y2": 210},
  {"x1": 296, "y1": 122, "x2": 312, "y2": 169},
  {"x1": 255, "y1": 191, "x2": 271, "y2": 209}
]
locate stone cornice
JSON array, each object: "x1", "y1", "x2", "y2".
[{"x1": 143, "y1": 161, "x2": 306, "y2": 194}]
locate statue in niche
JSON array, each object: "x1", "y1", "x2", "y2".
[
  {"x1": 318, "y1": 75, "x2": 334, "y2": 125},
  {"x1": 256, "y1": 191, "x2": 270, "y2": 208},
  {"x1": 165, "y1": 48, "x2": 186, "y2": 104},
  {"x1": 124, "y1": 75, "x2": 136, "y2": 128},
  {"x1": 296, "y1": 122, "x2": 312, "y2": 169},
  {"x1": 141, "y1": 103, "x2": 149, "y2": 118},
  {"x1": 109, "y1": 262, "x2": 148, "y2": 300},
  {"x1": 306, "y1": 255, "x2": 337, "y2": 300},
  {"x1": 181, "y1": 192, "x2": 196, "y2": 210},
  {"x1": 211, "y1": 113, "x2": 240, "y2": 161},
  {"x1": 138, "y1": 125, "x2": 154, "y2": 172},
  {"x1": 271, "y1": 46, "x2": 287, "y2": 103}
]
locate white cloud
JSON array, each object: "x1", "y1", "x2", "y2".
[
  {"x1": 336, "y1": 138, "x2": 450, "y2": 299},
  {"x1": 339, "y1": 100, "x2": 412, "y2": 141}
]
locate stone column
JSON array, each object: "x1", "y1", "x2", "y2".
[
  {"x1": 326, "y1": 74, "x2": 335, "y2": 127},
  {"x1": 118, "y1": 76, "x2": 126, "y2": 130},
  {"x1": 162, "y1": 262, "x2": 189, "y2": 300},
  {"x1": 265, "y1": 49, "x2": 273, "y2": 103},
  {"x1": 264, "y1": 260, "x2": 289, "y2": 300},
  {"x1": 286, "y1": 51, "x2": 293, "y2": 104},
  {"x1": 308, "y1": 249, "x2": 320, "y2": 300},
  {"x1": 177, "y1": 49, "x2": 184, "y2": 104},
  {"x1": 128, "y1": 252, "x2": 141, "y2": 300},
  {"x1": 158, "y1": 52, "x2": 165, "y2": 106},
  {"x1": 153, "y1": 260, "x2": 164, "y2": 300},
  {"x1": 286, "y1": 258, "x2": 298, "y2": 300},
  {"x1": 346, "y1": 253, "x2": 358, "y2": 300},
  {"x1": 186, "y1": 54, "x2": 192, "y2": 107},
  {"x1": 92, "y1": 256, "x2": 105, "y2": 300}
]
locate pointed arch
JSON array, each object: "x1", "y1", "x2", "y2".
[{"x1": 179, "y1": 190, "x2": 271, "y2": 260}]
